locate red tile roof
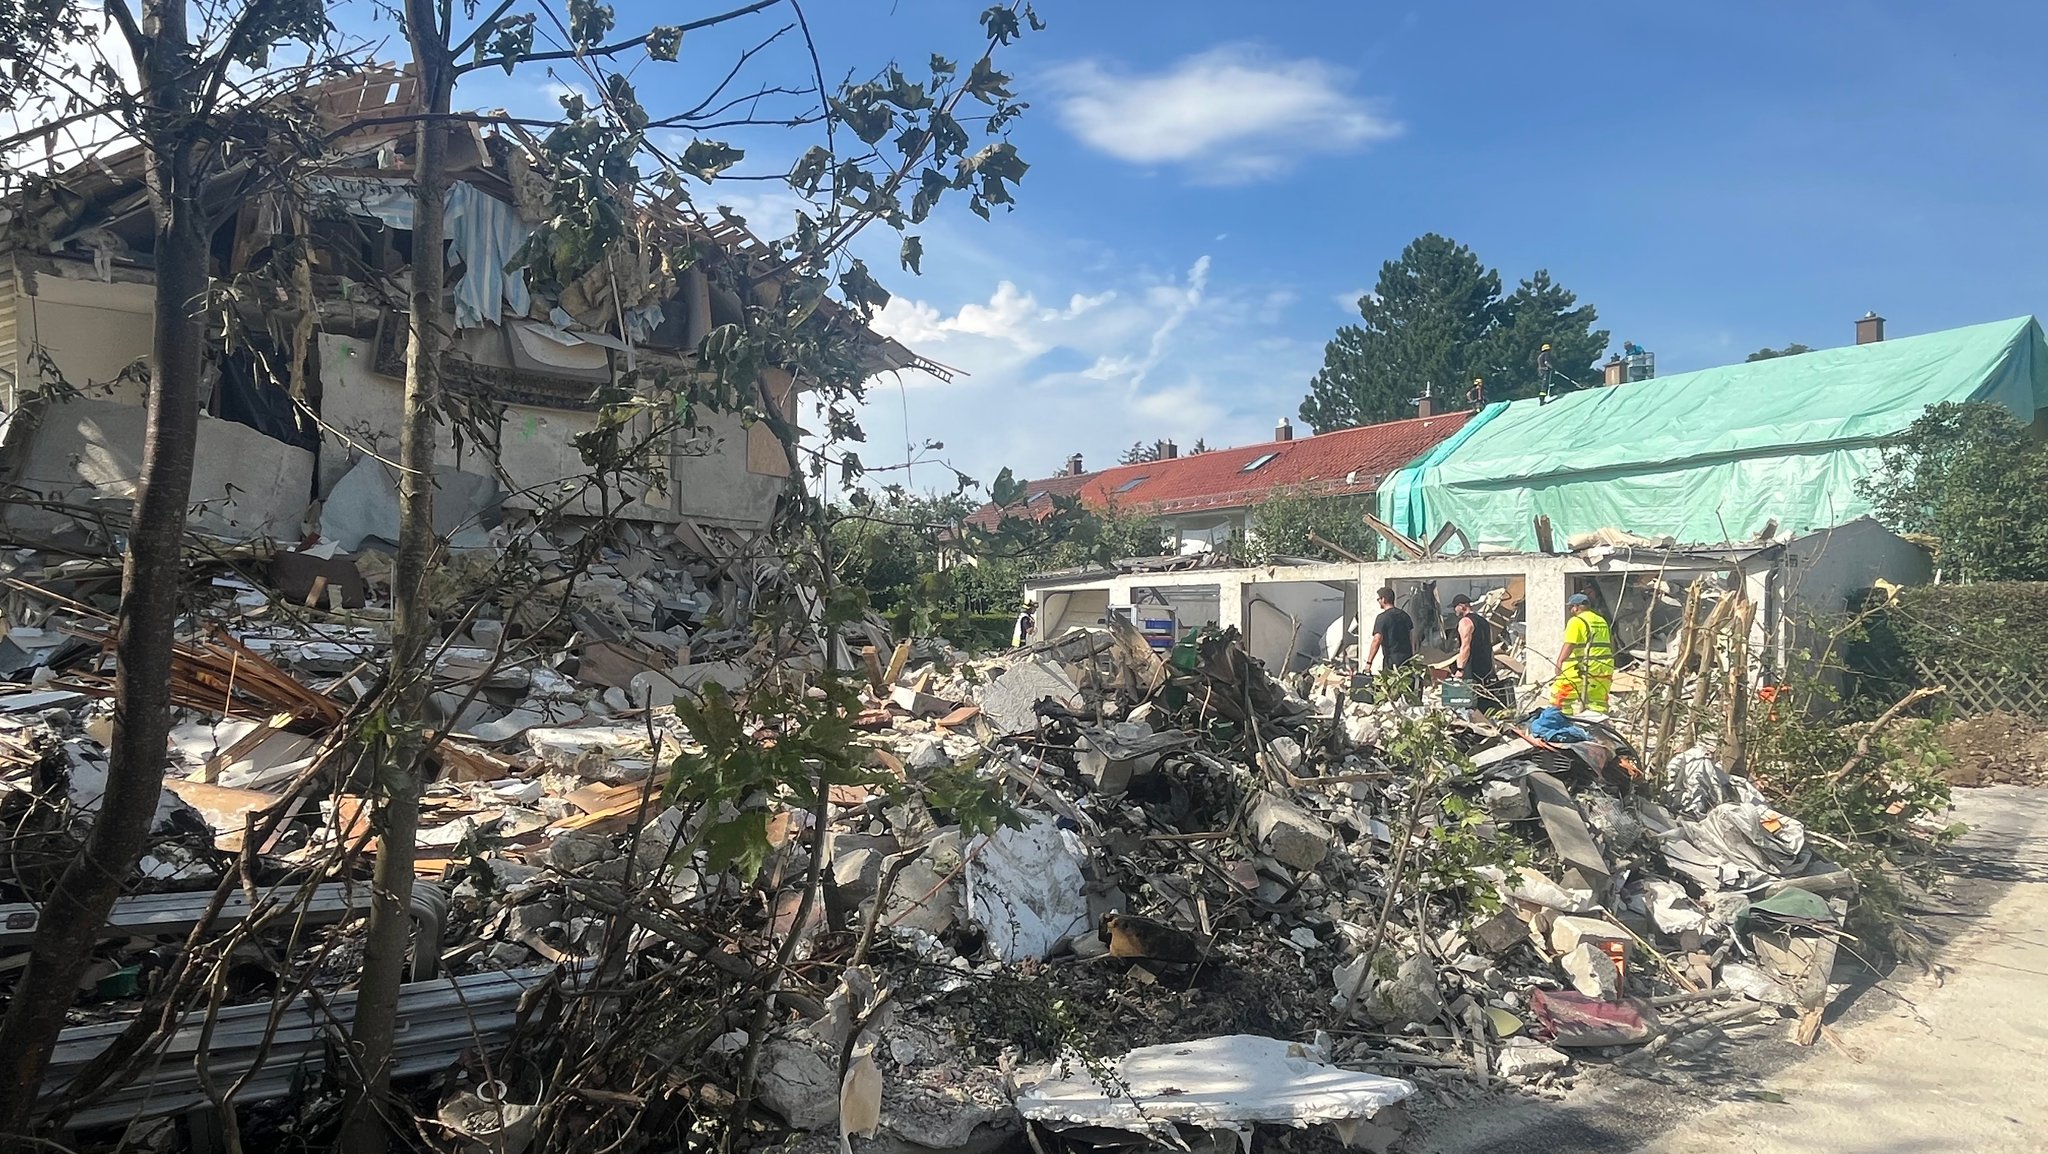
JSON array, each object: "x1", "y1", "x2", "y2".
[{"x1": 965, "y1": 412, "x2": 1473, "y2": 530}]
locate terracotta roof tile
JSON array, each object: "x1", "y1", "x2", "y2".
[{"x1": 965, "y1": 412, "x2": 1473, "y2": 529}]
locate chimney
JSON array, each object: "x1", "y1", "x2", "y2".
[
  {"x1": 1066, "y1": 453, "x2": 1084, "y2": 476},
  {"x1": 1603, "y1": 355, "x2": 1627, "y2": 385},
  {"x1": 1416, "y1": 393, "x2": 1434, "y2": 419},
  {"x1": 1275, "y1": 417, "x2": 1294, "y2": 442},
  {"x1": 1160, "y1": 439, "x2": 1178, "y2": 459},
  {"x1": 1857, "y1": 311, "x2": 1886, "y2": 345}
]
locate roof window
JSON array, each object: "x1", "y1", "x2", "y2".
[
  {"x1": 1240, "y1": 453, "x2": 1279, "y2": 473},
  {"x1": 1116, "y1": 476, "x2": 1149, "y2": 493}
]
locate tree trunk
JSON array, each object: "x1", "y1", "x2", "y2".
[
  {"x1": 0, "y1": 6, "x2": 207, "y2": 1143},
  {"x1": 339, "y1": 21, "x2": 450, "y2": 1154}
]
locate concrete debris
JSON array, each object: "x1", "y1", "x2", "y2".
[
  {"x1": 1493, "y1": 1037, "x2": 1572, "y2": 1080},
  {"x1": 1562, "y1": 942, "x2": 1622, "y2": 999},
  {"x1": 0, "y1": 503, "x2": 1867, "y2": 1146}
]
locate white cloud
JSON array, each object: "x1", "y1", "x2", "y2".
[
  {"x1": 851, "y1": 252, "x2": 1322, "y2": 495},
  {"x1": 1048, "y1": 45, "x2": 1401, "y2": 182},
  {"x1": 1332, "y1": 288, "x2": 1369, "y2": 313}
]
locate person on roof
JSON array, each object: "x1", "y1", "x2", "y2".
[{"x1": 1551, "y1": 592, "x2": 1614, "y2": 718}]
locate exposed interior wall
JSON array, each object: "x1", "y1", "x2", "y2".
[
  {"x1": 318, "y1": 334, "x2": 785, "y2": 527},
  {"x1": 1, "y1": 395, "x2": 312, "y2": 542},
  {"x1": 1036, "y1": 587, "x2": 1111, "y2": 639},
  {"x1": 11, "y1": 267, "x2": 154, "y2": 406},
  {"x1": 1244, "y1": 580, "x2": 1352, "y2": 673}
]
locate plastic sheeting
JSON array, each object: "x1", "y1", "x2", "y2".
[
  {"x1": 1377, "y1": 317, "x2": 2048, "y2": 548},
  {"x1": 1016, "y1": 1035, "x2": 1414, "y2": 1141}
]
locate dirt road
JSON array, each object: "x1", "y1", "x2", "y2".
[{"x1": 1406, "y1": 784, "x2": 2048, "y2": 1154}]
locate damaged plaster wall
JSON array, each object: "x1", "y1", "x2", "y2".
[
  {"x1": 316, "y1": 335, "x2": 784, "y2": 530},
  {"x1": 7, "y1": 265, "x2": 155, "y2": 405},
  {"x1": 2, "y1": 395, "x2": 313, "y2": 541}
]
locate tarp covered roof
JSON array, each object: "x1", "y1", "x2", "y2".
[{"x1": 1378, "y1": 316, "x2": 2048, "y2": 549}]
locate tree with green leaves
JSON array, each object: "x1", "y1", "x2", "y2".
[
  {"x1": 1746, "y1": 343, "x2": 1813, "y2": 362},
  {"x1": 1242, "y1": 489, "x2": 1380, "y2": 563},
  {"x1": 341, "y1": 3, "x2": 1042, "y2": 1149},
  {"x1": 1859, "y1": 402, "x2": 2048, "y2": 581},
  {"x1": 0, "y1": 3, "x2": 345, "y2": 1134},
  {"x1": 1119, "y1": 440, "x2": 1163, "y2": 464},
  {"x1": 1299, "y1": 234, "x2": 1608, "y2": 431}
]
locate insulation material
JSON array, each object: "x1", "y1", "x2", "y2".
[
  {"x1": 1017, "y1": 1035, "x2": 1414, "y2": 1140},
  {"x1": 964, "y1": 814, "x2": 1089, "y2": 961}
]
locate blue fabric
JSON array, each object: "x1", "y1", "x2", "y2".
[
  {"x1": 444, "y1": 181, "x2": 533, "y2": 329},
  {"x1": 1529, "y1": 707, "x2": 1591, "y2": 744}
]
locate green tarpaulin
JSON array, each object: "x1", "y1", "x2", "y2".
[{"x1": 1377, "y1": 316, "x2": 2048, "y2": 549}]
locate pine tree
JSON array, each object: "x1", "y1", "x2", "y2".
[{"x1": 1299, "y1": 236, "x2": 1608, "y2": 431}]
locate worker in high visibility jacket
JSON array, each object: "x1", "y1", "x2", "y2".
[{"x1": 1551, "y1": 592, "x2": 1614, "y2": 717}]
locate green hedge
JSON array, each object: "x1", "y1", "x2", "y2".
[{"x1": 1888, "y1": 582, "x2": 2048, "y2": 675}]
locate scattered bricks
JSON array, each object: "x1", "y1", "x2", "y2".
[
  {"x1": 1549, "y1": 914, "x2": 1628, "y2": 956},
  {"x1": 1251, "y1": 792, "x2": 1334, "y2": 871}
]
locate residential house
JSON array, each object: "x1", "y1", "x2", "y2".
[{"x1": 967, "y1": 411, "x2": 1473, "y2": 555}]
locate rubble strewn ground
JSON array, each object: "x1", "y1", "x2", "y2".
[
  {"x1": 0, "y1": 552, "x2": 1976, "y2": 1153},
  {"x1": 1933, "y1": 710, "x2": 2048, "y2": 787}
]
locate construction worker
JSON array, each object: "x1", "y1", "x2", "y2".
[
  {"x1": 1450, "y1": 594, "x2": 1506, "y2": 713},
  {"x1": 1551, "y1": 592, "x2": 1614, "y2": 717}
]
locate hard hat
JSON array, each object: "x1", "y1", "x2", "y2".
[{"x1": 1541, "y1": 342, "x2": 1552, "y2": 351}]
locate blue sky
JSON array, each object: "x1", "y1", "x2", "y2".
[{"x1": 450, "y1": 1, "x2": 2048, "y2": 492}]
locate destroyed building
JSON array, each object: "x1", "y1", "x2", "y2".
[{"x1": 0, "y1": 68, "x2": 942, "y2": 553}]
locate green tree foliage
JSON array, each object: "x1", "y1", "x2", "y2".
[
  {"x1": 1746, "y1": 343, "x2": 1813, "y2": 362},
  {"x1": 1299, "y1": 235, "x2": 1609, "y2": 431},
  {"x1": 1119, "y1": 440, "x2": 1164, "y2": 464},
  {"x1": 1859, "y1": 402, "x2": 2048, "y2": 580},
  {"x1": 1241, "y1": 489, "x2": 1379, "y2": 562}
]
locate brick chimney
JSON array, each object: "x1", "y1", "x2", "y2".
[
  {"x1": 1602, "y1": 355, "x2": 1627, "y2": 385},
  {"x1": 1417, "y1": 393, "x2": 1435, "y2": 419},
  {"x1": 1857, "y1": 311, "x2": 1886, "y2": 345},
  {"x1": 1274, "y1": 417, "x2": 1293, "y2": 442},
  {"x1": 1066, "y1": 453, "x2": 1084, "y2": 476},
  {"x1": 1160, "y1": 439, "x2": 1178, "y2": 459}
]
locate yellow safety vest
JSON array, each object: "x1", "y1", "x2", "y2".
[{"x1": 1565, "y1": 611, "x2": 1614, "y2": 677}]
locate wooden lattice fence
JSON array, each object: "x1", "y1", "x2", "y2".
[{"x1": 1914, "y1": 659, "x2": 2048, "y2": 720}]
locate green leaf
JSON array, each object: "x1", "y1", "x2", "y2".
[
  {"x1": 788, "y1": 146, "x2": 831, "y2": 195},
  {"x1": 645, "y1": 25, "x2": 683, "y2": 61},
  {"x1": 990, "y1": 467, "x2": 1025, "y2": 507},
  {"x1": 700, "y1": 810, "x2": 772, "y2": 883},
  {"x1": 838, "y1": 258, "x2": 890, "y2": 317},
  {"x1": 680, "y1": 139, "x2": 745, "y2": 182},
  {"x1": 980, "y1": 6, "x2": 1022, "y2": 44},
  {"x1": 930, "y1": 53, "x2": 957, "y2": 77},
  {"x1": 568, "y1": 0, "x2": 615, "y2": 47},
  {"x1": 900, "y1": 235, "x2": 923, "y2": 275},
  {"x1": 965, "y1": 58, "x2": 1015, "y2": 104}
]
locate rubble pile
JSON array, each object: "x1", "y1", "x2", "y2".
[{"x1": 0, "y1": 544, "x2": 1876, "y2": 1149}]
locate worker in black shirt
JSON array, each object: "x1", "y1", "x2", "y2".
[
  {"x1": 1364, "y1": 586, "x2": 1415, "y2": 673},
  {"x1": 1450, "y1": 594, "x2": 1507, "y2": 713}
]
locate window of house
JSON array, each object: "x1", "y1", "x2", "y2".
[
  {"x1": 1240, "y1": 452, "x2": 1279, "y2": 472},
  {"x1": 1116, "y1": 476, "x2": 1149, "y2": 493}
]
